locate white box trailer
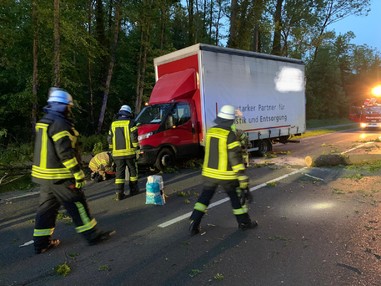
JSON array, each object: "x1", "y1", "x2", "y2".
[{"x1": 136, "y1": 44, "x2": 305, "y2": 169}]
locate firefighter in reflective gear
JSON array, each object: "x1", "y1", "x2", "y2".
[
  {"x1": 32, "y1": 87, "x2": 114, "y2": 254},
  {"x1": 89, "y1": 151, "x2": 115, "y2": 182},
  {"x1": 108, "y1": 105, "x2": 139, "y2": 200},
  {"x1": 189, "y1": 105, "x2": 257, "y2": 235}
]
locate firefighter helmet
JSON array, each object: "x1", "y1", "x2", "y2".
[
  {"x1": 217, "y1": 105, "x2": 236, "y2": 120},
  {"x1": 47, "y1": 87, "x2": 73, "y2": 106},
  {"x1": 120, "y1": 105, "x2": 132, "y2": 114}
]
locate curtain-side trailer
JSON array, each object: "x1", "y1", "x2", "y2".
[{"x1": 136, "y1": 44, "x2": 306, "y2": 170}]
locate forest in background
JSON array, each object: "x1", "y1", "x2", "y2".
[{"x1": 0, "y1": 0, "x2": 380, "y2": 150}]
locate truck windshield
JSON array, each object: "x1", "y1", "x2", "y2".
[
  {"x1": 135, "y1": 104, "x2": 172, "y2": 124},
  {"x1": 364, "y1": 106, "x2": 381, "y2": 115}
]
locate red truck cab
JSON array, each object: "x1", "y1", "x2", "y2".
[{"x1": 135, "y1": 68, "x2": 202, "y2": 170}]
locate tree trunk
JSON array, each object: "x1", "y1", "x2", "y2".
[
  {"x1": 95, "y1": 0, "x2": 107, "y2": 85},
  {"x1": 31, "y1": 0, "x2": 38, "y2": 133},
  {"x1": 305, "y1": 154, "x2": 347, "y2": 167},
  {"x1": 252, "y1": 24, "x2": 260, "y2": 52},
  {"x1": 227, "y1": 0, "x2": 238, "y2": 48},
  {"x1": 271, "y1": 0, "x2": 283, "y2": 55},
  {"x1": 53, "y1": 0, "x2": 60, "y2": 86},
  {"x1": 87, "y1": 0, "x2": 95, "y2": 128},
  {"x1": 97, "y1": 1, "x2": 122, "y2": 133},
  {"x1": 135, "y1": 26, "x2": 149, "y2": 114},
  {"x1": 187, "y1": 0, "x2": 195, "y2": 45}
]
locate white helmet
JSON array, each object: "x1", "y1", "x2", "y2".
[
  {"x1": 47, "y1": 87, "x2": 73, "y2": 106},
  {"x1": 217, "y1": 105, "x2": 235, "y2": 120},
  {"x1": 120, "y1": 105, "x2": 132, "y2": 113}
]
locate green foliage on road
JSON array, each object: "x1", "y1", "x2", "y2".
[{"x1": 55, "y1": 262, "x2": 71, "y2": 277}]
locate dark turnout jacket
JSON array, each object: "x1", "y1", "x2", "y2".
[
  {"x1": 202, "y1": 119, "x2": 246, "y2": 181},
  {"x1": 32, "y1": 108, "x2": 83, "y2": 184},
  {"x1": 108, "y1": 112, "x2": 139, "y2": 158}
]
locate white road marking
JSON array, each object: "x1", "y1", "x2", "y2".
[
  {"x1": 340, "y1": 142, "x2": 373, "y2": 154},
  {"x1": 158, "y1": 167, "x2": 308, "y2": 228},
  {"x1": 304, "y1": 173, "x2": 324, "y2": 181},
  {"x1": 2, "y1": 191, "x2": 40, "y2": 202},
  {"x1": 19, "y1": 240, "x2": 34, "y2": 248}
]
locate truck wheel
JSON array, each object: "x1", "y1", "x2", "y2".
[
  {"x1": 155, "y1": 148, "x2": 175, "y2": 171},
  {"x1": 254, "y1": 139, "x2": 272, "y2": 157}
]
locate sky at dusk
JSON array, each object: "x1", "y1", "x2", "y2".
[{"x1": 331, "y1": 0, "x2": 381, "y2": 52}]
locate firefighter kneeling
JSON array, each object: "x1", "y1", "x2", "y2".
[{"x1": 89, "y1": 151, "x2": 116, "y2": 182}]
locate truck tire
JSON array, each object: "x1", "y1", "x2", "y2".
[
  {"x1": 254, "y1": 139, "x2": 272, "y2": 157},
  {"x1": 155, "y1": 148, "x2": 175, "y2": 171}
]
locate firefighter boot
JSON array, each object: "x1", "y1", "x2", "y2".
[
  {"x1": 236, "y1": 214, "x2": 258, "y2": 231},
  {"x1": 34, "y1": 238, "x2": 61, "y2": 254},
  {"x1": 129, "y1": 181, "x2": 139, "y2": 196},
  {"x1": 115, "y1": 191, "x2": 126, "y2": 201},
  {"x1": 88, "y1": 230, "x2": 116, "y2": 246},
  {"x1": 189, "y1": 209, "x2": 205, "y2": 236},
  {"x1": 189, "y1": 219, "x2": 201, "y2": 236}
]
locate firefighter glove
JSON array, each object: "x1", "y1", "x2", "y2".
[
  {"x1": 74, "y1": 170, "x2": 86, "y2": 189},
  {"x1": 243, "y1": 187, "x2": 253, "y2": 204},
  {"x1": 75, "y1": 179, "x2": 86, "y2": 189},
  {"x1": 237, "y1": 187, "x2": 253, "y2": 205},
  {"x1": 238, "y1": 175, "x2": 249, "y2": 190}
]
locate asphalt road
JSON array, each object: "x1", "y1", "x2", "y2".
[{"x1": 1, "y1": 127, "x2": 381, "y2": 286}]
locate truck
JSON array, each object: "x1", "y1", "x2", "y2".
[
  {"x1": 358, "y1": 98, "x2": 381, "y2": 129},
  {"x1": 135, "y1": 43, "x2": 306, "y2": 170}
]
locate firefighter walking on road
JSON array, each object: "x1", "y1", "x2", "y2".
[
  {"x1": 108, "y1": 105, "x2": 139, "y2": 201},
  {"x1": 189, "y1": 105, "x2": 257, "y2": 235},
  {"x1": 31, "y1": 87, "x2": 114, "y2": 254}
]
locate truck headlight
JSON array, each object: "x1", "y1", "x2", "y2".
[
  {"x1": 138, "y1": 132, "x2": 153, "y2": 141},
  {"x1": 360, "y1": 123, "x2": 367, "y2": 128}
]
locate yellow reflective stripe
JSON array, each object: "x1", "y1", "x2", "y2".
[
  {"x1": 32, "y1": 165, "x2": 73, "y2": 179},
  {"x1": 233, "y1": 207, "x2": 248, "y2": 215},
  {"x1": 32, "y1": 165, "x2": 72, "y2": 174},
  {"x1": 32, "y1": 173, "x2": 73, "y2": 180},
  {"x1": 218, "y1": 136, "x2": 228, "y2": 170},
  {"x1": 75, "y1": 218, "x2": 97, "y2": 233},
  {"x1": 112, "y1": 120, "x2": 130, "y2": 127},
  {"x1": 202, "y1": 168, "x2": 237, "y2": 180},
  {"x1": 228, "y1": 141, "x2": 240, "y2": 149},
  {"x1": 112, "y1": 149, "x2": 136, "y2": 157},
  {"x1": 209, "y1": 128, "x2": 229, "y2": 138},
  {"x1": 62, "y1": 157, "x2": 79, "y2": 169},
  {"x1": 238, "y1": 175, "x2": 248, "y2": 181},
  {"x1": 74, "y1": 170, "x2": 85, "y2": 180},
  {"x1": 204, "y1": 136, "x2": 210, "y2": 167},
  {"x1": 130, "y1": 176, "x2": 138, "y2": 182},
  {"x1": 115, "y1": 179, "x2": 125, "y2": 184},
  {"x1": 52, "y1": 130, "x2": 71, "y2": 142},
  {"x1": 33, "y1": 228, "x2": 55, "y2": 236},
  {"x1": 36, "y1": 123, "x2": 49, "y2": 169},
  {"x1": 232, "y1": 163, "x2": 245, "y2": 172},
  {"x1": 194, "y1": 202, "x2": 207, "y2": 213},
  {"x1": 131, "y1": 126, "x2": 137, "y2": 132},
  {"x1": 74, "y1": 201, "x2": 97, "y2": 233},
  {"x1": 72, "y1": 128, "x2": 79, "y2": 137}
]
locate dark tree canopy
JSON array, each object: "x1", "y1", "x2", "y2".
[{"x1": 0, "y1": 0, "x2": 379, "y2": 148}]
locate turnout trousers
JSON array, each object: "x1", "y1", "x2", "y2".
[
  {"x1": 190, "y1": 178, "x2": 251, "y2": 226},
  {"x1": 33, "y1": 180, "x2": 99, "y2": 250},
  {"x1": 114, "y1": 156, "x2": 138, "y2": 195}
]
